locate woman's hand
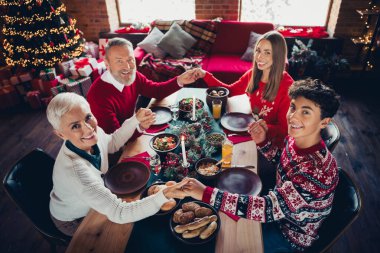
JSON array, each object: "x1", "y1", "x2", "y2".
[
  {"x1": 248, "y1": 119, "x2": 267, "y2": 144},
  {"x1": 177, "y1": 68, "x2": 206, "y2": 86},
  {"x1": 180, "y1": 178, "x2": 206, "y2": 201},
  {"x1": 135, "y1": 108, "x2": 155, "y2": 130},
  {"x1": 162, "y1": 180, "x2": 188, "y2": 199}
]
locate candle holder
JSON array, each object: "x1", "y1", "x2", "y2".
[{"x1": 181, "y1": 161, "x2": 190, "y2": 168}]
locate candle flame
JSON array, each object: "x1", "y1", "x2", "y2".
[{"x1": 181, "y1": 135, "x2": 185, "y2": 141}]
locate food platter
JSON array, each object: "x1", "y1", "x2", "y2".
[
  {"x1": 150, "y1": 106, "x2": 172, "y2": 125},
  {"x1": 169, "y1": 199, "x2": 221, "y2": 245},
  {"x1": 220, "y1": 112, "x2": 255, "y2": 132}
]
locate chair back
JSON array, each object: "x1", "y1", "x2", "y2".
[
  {"x1": 321, "y1": 121, "x2": 341, "y2": 152},
  {"x1": 2, "y1": 148, "x2": 71, "y2": 246},
  {"x1": 306, "y1": 169, "x2": 362, "y2": 253}
]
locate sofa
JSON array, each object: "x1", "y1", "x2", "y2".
[{"x1": 134, "y1": 20, "x2": 275, "y2": 83}]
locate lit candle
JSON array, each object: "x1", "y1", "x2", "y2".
[
  {"x1": 181, "y1": 135, "x2": 188, "y2": 166},
  {"x1": 192, "y1": 95, "x2": 196, "y2": 119}
]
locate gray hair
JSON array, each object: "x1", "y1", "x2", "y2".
[
  {"x1": 46, "y1": 92, "x2": 89, "y2": 130},
  {"x1": 105, "y1": 38, "x2": 133, "y2": 58}
]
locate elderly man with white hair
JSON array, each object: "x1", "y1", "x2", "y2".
[{"x1": 46, "y1": 92, "x2": 186, "y2": 236}]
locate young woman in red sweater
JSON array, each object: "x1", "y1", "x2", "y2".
[{"x1": 193, "y1": 31, "x2": 294, "y2": 146}]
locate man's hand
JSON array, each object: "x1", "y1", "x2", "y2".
[
  {"x1": 135, "y1": 108, "x2": 155, "y2": 130},
  {"x1": 247, "y1": 119, "x2": 268, "y2": 144},
  {"x1": 178, "y1": 68, "x2": 206, "y2": 86}
]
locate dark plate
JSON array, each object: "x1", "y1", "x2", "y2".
[
  {"x1": 151, "y1": 106, "x2": 172, "y2": 125},
  {"x1": 220, "y1": 112, "x2": 255, "y2": 132},
  {"x1": 103, "y1": 161, "x2": 150, "y2": 195},
  {"x1": 170, "y1": 199, "x2": 221, "y2": 245},
  {"x1": 140, "y1": 181, "x2": 181, "y2": 215},
  {"x1": 216, "y1": 167, "x2": 262, "y2": 195}
]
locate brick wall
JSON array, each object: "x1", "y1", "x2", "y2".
[
  {"x1": 62, "y1": 0, "x2": 370, "y2": 62},
  {"x1": 195, "y1": 0, "x2": 240, "y2": 20}
]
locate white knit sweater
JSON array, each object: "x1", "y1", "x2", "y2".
[{"x1": 49, "y1": 115, "x2": 169, "y2": 223}]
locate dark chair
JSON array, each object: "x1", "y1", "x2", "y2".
[
  {"x1": 306, "y1": 169, "x2": 362, "y2": 253},
  {"x1": 321, "y1": 121, "x2": 341, "y2": 152},
  {"x1": 3, "y1": 148, "x2": 71, "y2": 253}
]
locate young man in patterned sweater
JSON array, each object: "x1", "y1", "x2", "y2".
[{"x1": 182, "y1": 78, "x2": 340, "y2": 252}]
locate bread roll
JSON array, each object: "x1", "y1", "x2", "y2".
[
  {"x1": 182, "y1": 225, "x2": 207, "y2": 239},
  {"x1": 200, "y1": 221, "x2": 217, "y2": 239},
  {"x1": 178, "y1": 211, "x2": 195, "y2": 224},
  {"x1": 174, "y1": 216, "x2": 211, "y2": 233},
  {"x1": 195, "y1": 207, "x2": 213, "y2": 218},
  {"x1": 182, "y1": 202, "x2": 201, "y2": 212},
  {"x1": 173, "y1": 208, "x2": 184, "y2": 223},
  {"x1": 160, "y1": 199, "x2": 176, "y2": 211}
]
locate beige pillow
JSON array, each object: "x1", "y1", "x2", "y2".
[{"x1": 137, "y1": 27, "x2": 167, "y2": 58}]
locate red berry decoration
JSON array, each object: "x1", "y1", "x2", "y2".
[{"x1": 50, "y1": 41, "x2": 54, "y2": 47}]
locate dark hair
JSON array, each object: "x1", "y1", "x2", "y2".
[
  {"x1": 288, "y1": 78, "x2": 340, "y2": 119},
  {"x1": 246, "y1": 31, "x2": 287, "y2": 101}
]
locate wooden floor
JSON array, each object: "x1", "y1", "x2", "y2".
[{"x1": 0, "y1": 74, "x2": 379, "y2": 253}]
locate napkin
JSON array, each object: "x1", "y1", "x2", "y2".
[
  {"x1": 223, "y1": 129, "x2": 252, "y2": 144},
  {"x1": 228, "y1": 135, "x2": 252, "y2": 144},
  {"x1": 146, "y1": 124, "x2": 169, "y2": 133},
  {"x1": 120, "y1": 151, "x2": 150, "y2": 167}
]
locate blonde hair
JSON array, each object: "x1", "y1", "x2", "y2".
[
  {"x1": 46, "y1": 93, "x2": 89, "y2": 130},
  {"x1": 246, "y1": 31, "x2": 287, "y2": 101}
]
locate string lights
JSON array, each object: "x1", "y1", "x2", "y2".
[{"x1": 0, "y1": 0, "x2": 85, "y2": 70}]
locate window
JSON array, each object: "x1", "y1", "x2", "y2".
[
  {"x1": 117, "y1": 0, "x2": 195, "y2": 24},
  {"x1": 240, "y1": 0, "x2": 331, "y2": 26}
]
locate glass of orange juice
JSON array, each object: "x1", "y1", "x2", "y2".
[
  {"x1": 212, "y1": 99, "x2": 222, "y2": 119},
  {"x1": 222, "y1": 139, "x2": 233, "y2": 167}
]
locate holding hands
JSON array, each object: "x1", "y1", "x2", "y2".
[
  {"x1": 177, "y1": 68, "x2": 207, "y2": 86},
  {"x1": 136, "y1": 108, "x2": 156, "y2": 130},
  {"x1": 247, "y1": 119, "x2": 268, "y2": 144}
]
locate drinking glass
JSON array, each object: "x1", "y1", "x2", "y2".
[
  {"x1": 170, "y1": 102, "x2": 179, "y2": 121},
  {"x1": 222, "y1": 139, "x2": 233, "y2": 167},
  {"x1": 212, "y1": 99, "x2": 222, "y2": 119},
  {"x1": 149, "y1": 154, "x2": 162, "y2": 175}
]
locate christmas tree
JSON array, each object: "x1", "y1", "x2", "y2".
[{"x1": 0, "y1": 0, "x2": 85, "y2": 71}]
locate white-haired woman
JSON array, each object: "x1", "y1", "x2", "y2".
[{"x1": 46, "y1": 93, "x2": 186, "y2": 236}]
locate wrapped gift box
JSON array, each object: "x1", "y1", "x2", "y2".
[
  {"x1": 39, "y1": 68, "x2": 56, "y2": 81},
  {"x1": 85, "y1": 41, "x2": 99, "y2": 59},
  {"x1": 26, "y1": 90, "x2": 42, "y2": 109},
  {"x1": 10, "y1": 72, "x2": 33, "y2": 85},
  {"x1": 70, "y1": 58, "x2": 98, "y2": 77},
  {"x1": 1, "y1": 79, "x2": 11, "y2": 87},
  {"x1": 63, "y1": 76, "x2": 92, "y2": 97},
  {"x1": 98, "y1": 38, "x2": 109, "y2": 59},
  {"x1": 0, "y1": 85, "x2": 21, "y2": 109},
  {"x1": 51, "y1": 84, "x2": 67, "y2": 96},
  {"x1": 0, "y1": 66, "x2": 12, "y2": 79},
  {"x1": 31, "y1": 78, "x2": 58, "y2": 97},
  {"x1": 57, "y1": 60, "x2": 74, "y2": 77},
  {"x1": 97, "y1": 59, "x2": 107, "y2": 75},
  {"x1": 15, "y1": 81, "x2": 33, "y2": 96}
]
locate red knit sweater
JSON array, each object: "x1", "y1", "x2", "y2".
[
  {"x1": 202, "y1": 136, "x2": 339, "y2": 251},
  {"x1": 87, "y1": 71, "x2": 181, "y2": 134},
  {"x1": 204, "y1": 70, "x2": 294, "y2": 146}
]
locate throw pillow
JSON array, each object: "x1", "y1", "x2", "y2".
[
  {"x1": 241, "y1": 31, "x2": 262, "y2": 62},
  {"x1": 137, "y1": 27, "x2": 167, "y2": 58},
  {"x1": 157, "y1": 22, "x2": 197, "y2": 59}
]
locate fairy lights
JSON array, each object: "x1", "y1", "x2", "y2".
[{"x1": 1, "y1": 0, "x2": 85, "y2": 69}]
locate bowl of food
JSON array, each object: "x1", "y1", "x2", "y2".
[
  {"x1": 141, "y1": 181, "x2": 181, "y2": 215},
  {"x1": 178, "y1": 97, "x2": 204, "y2": 118},
  {"x1": 170, "y1": 200, "x2": 220, "y2": 245},
  {"x1": 149, "y1": 133, "x2": 180, "y2": 159},
  {"x1": 195, "y1": 157, "x2": 221, "y2": 180},
  {"x1": 205, "y1": 131, "x2": 226, "y2": 148},
  {"x1": 206, "y1": 87, "x2": 229, "y2": 113}
]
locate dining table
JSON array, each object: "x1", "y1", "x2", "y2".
[{"x1": 65, "y1": 88, "x2": 263, "y2": 253}]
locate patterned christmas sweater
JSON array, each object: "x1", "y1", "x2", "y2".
[
  {"x1": 204, "y1": 70, "x2": 294, "y2": 146},
  {"x1": 202, "y1": 136, "x2": 339, "y2": 251}
]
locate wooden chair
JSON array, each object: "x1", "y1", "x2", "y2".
[
  {"x1": 321, "y1": 121, "x2": 341, "y2": 152},
  {"x1": 3, "y1": 148, "x2": 71, "y2": 253},
  {"x1": 306, "y1": 169, "x2": 362, "y2": 253}
]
